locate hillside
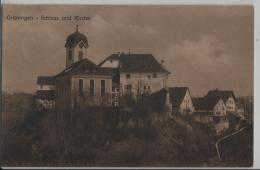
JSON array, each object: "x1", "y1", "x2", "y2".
[{"x1": 1, "y1": 94, "x2": 253, "y2": 167}]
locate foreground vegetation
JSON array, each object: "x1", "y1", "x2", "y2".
[{"x1": 1, "y1": 93, "x2": 253, "y2": 167}]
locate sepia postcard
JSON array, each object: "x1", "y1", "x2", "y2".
[{"x1": 1, "y1": 4, "x2": 254, "y2": 168}]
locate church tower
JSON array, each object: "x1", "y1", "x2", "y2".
[{"x1": 65, "y1": 25, "x2": 89, "y2": 68}]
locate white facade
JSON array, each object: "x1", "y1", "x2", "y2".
[
  {"x1": 71, "y1": 75, "x2": 112, "y2": 107},
  {"x1": 212, "y1": 99, "x2": 229, "y2": 135},
  {"x1": 179, "y1": 90, "x2": 195, "y2": 114},
  {"x1": 237, "y1": 107, "x2": 245, "y2": 119},
  {"x1": 120, "y1": 72, "x2": 168, "y2": 96},
  {"x1": 225, "y1": 96, "x2": 237, "y2": 112},
  {"x1": 37, "y1": 84, "x2": 55, "y2": 91},
  {"x1": 71, "y1": 75, "x2": 112, "y2": 97},
  {"x1": 213, "y1": 99, "x2": 227, "y2": 116}
]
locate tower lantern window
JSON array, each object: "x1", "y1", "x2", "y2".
[
  {"x1": 68, "y1": 50, "x2": 72, "y2": 60},
  {"x1": 79, "y1": 51, "x2": 83, "y2": 60}
]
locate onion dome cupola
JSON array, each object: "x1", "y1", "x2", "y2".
[{"x1": 65, "y1": 25, "x2": 89, "y2": 68}]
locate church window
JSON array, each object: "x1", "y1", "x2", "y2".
[
  {"x1": 79, "y1": 51, "x2": 83, "y2": 60},
  {"x1": 125, "y1": 84, "x2": 132, "y2": 93},
  {"x1": 148, "y1": 75, "x2": 151, "y2": 79},
  {"x1": 153, "y1": 73, "x2": 157, "y2": 78},
  {"x1": 126, "y1": 74, "x2": 131, "y2": 79},
  {"x1": 79, "y1": 79, "x2": 83, "y2": 96},
  {"x1": 101, "y1": 80, "x2": 105, "y2": 96},
  {"x1": 68, "y1": 50, "x2": 72, "y2": 60},
  {"x1": 90, "y1": 80, "x2": 94, "y2": 97}
]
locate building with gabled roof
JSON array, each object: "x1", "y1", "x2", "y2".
[
  {"x1": 148, "y1": 87, "x2": 194, "y2": 115},
  {"x1": 192, "y1": 94, "x2": 229, "y2": 135},
  {"x1": 36, "y1": 76, "x2": 56, "y2": 111},
  {"x1": 205, "y1": 89, "x2": 237, "y2": 113},
  {"x1": 99, "y1": 53, "x2": 170, "y2": 97},
  {"x1": 193, "y1": 95, "x2": 226, "y2": 116},
  {"x1": 55, "y1": 58, "x2": 114, "y2": 111},
  {"x1": 168, "y1": 87, "x2": 194, "y2": 114}
]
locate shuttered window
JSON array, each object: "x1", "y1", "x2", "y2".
[
  {"x1": 90, "y1": 80, "x2": 94, "y2": 97},
  {"x1": 79, "y1": 79, "x2": 83, "y2": 96},
  {"x1": 101, "y1": 80, "x2": 105, "y2": 96}
]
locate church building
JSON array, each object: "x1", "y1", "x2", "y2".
[{"x1": 36, "y1": 26, "x2": 170, "y2": 111}]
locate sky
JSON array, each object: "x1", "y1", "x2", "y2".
[{"x1": 2, "y1": 5, "x2": 254, "y2": 97}]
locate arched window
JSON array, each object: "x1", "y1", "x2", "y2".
[
  {"x1": 68, "y1": 50, "x2": 72, "y2": 60},
  {"x1": 79, "y1": 79, "x2": 83, "y2": 96},
  {"x1": 101, "y1": 80, "x2": 105, "y2": 96},
  {"x1": 79, "y1": 51, "x2": 83, "y2": 60},
  {"x1": 90, "y1": 80, "x2": 94, "y2": 97}
]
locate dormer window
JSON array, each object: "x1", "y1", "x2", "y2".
[
  {"x1": 68, "y1": 50, "x2": 72, "y2": 60},
  {"x1": 79, "y1": 51, "x2": 83, "y2": 60}
]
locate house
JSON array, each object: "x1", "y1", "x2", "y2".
[
  {"x1": 168, "y1": 87, "x2": 194, "y2": 115},
  {"x1": 148, "y1": 87, "x2": 194, "y2": 115},
  {"x1": 37, "y1": 76, "x2": 55, "y2": 91},
  {"x1": 193, "y1": 96, "x2": 229, "y2": 135},
  {"x1": 99, "y1": 53, "x2": 170, "y2": 98},
  {"x1": 205, "y1": 89, "x2": 237, "y2": 113},
  {"x1": 193, "y1": 96, "x2": 227, "y2": 117},
  {"x1": 35, "y1": 76, "x2": 55, "y2": 110}
]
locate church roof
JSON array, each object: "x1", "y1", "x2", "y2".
[
  {"x1": 65, "y1": 30, "x2": 88, "y2": 48},
  {"x1": 99, "y1": 53, "x2": 170, "y2": 73},
  {"x1": 205, "y1": 89, "x2": 236, "y2": 102},
  {"x1": 55, "y1": 59, "x2": 115, "y2": 78},
  {"x1": 37, "y1": 76, "x2": 55, "y2": 85}
]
